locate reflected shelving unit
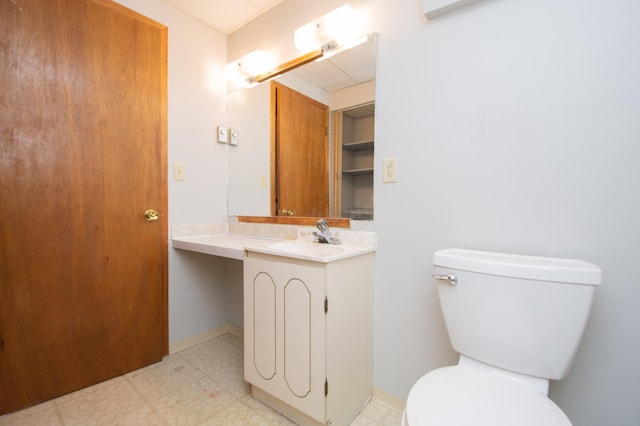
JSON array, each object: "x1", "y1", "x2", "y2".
[{"x1": 332, "y1": 103, "x2": 375, "y2": 220}]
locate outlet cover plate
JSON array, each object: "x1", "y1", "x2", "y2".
[{"x1": 383, "y1": 157, "x2": 398, "y2": 183}]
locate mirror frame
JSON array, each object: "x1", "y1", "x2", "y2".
[{"x1": 238, "y1": 216, "x2": 351, "y2": 228}]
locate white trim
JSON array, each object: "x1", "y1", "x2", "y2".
[
  {"x1": 372, "y1": 386, "x2": 406, "y2": 412},
  {"x1": 423, "y1": 0, "x2": 483, "y2": 19},
  {"x1": 169, "y1": 323, "x2": 242, "y2": 353},
  {"x1": 226, "y1": 323, "x2": 244, "y2": 338}
]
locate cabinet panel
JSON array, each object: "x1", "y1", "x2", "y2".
[
  {"x1": 245, "y1": 251, "x2": 374, "y2": 426},
  {"x1": 283, "y1": 279, "x2": 311, "y2": 397},
  {"x1": 244, "y1": 254, "x2": 327, "y2": 423},
  {"x1": 252, "y1": 272, "x2": 277, "y2": 380}
]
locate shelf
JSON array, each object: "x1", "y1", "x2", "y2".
[
  {"x1": 343, "y1": 168, "x2": 373, "y2": 176},
  {"x1": 336, "y1": 102, "x2": 375, "y2": 222},
  {"x1": 343, "y1": 140, "x2": 374, "y2": 151},
  {"x1": 342, "y1": 208, "x2": 373, "y2": 221}
]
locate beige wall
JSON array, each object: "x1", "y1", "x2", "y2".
[
  {"x1": 119, "y1": 1, "x2": 640, "y2": 424},
  {"x1": 229, "y1": 1, "x2": 640, "y2": 425},
  {"x1": 114, "y1": 0, "x2": 234, "y2": 343}
]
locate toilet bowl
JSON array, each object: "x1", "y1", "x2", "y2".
[
  {"x1": 402, "y1": 357, "x2": 570, "y2": 426},
  {"x1": 403, "y1": 249, "x2": 601, "y2": 426}
]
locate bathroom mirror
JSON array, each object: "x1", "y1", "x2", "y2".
[{"x1": 227, "y1": 34, "x2": 377, "y2": 220}]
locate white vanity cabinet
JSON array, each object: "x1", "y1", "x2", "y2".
[{"x1": 243, "y1": 249, "x2": 373, "y2": 426}]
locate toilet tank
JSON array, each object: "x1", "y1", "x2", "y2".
[{"x1": 433, "y1": 248, "x2": 602, "y2": 380}]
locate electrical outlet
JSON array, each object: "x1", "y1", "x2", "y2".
[
  {"x1": 383, "y1": 157, "x2": 398, "y2": 183},
  {"x1": 174, "y1": 162, "x2": 185, "y2": 181}
]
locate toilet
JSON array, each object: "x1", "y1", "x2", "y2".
[{"x1": 403, "y1": 248, "x2": 602, "y2": 426}]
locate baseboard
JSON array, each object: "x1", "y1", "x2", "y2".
[
  {"x1": 169, "y1": 323, "x2": 242, "y2": 354},
  {"x1": 226, "y1": 323, "x2": 244, "y2": 338},
  {"x1": 372, "y1": 386, "x2": 406, "y2": 412}
]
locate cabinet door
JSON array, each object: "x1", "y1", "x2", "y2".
[{"x1": 244, "y1": 255, "x2": 327, "y2": 423}]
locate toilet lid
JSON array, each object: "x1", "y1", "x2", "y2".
[{"x1": 405, "y1": 366, "x2": 571, "y2": 426}]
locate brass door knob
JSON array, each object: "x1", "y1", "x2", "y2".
[{"x1": 144, "y1": 209, "x2": 159, "y2": 221}]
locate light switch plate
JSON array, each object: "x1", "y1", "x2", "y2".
[
  {"x1": 217, "y1": 126, "x2": 228, "y2": 143},
  {"x1": 383, "y1": 157, "x2": 398, "y2": 183},
  {"x1": 174, "y1": 162, "x2": 185, "y2": 181},
  {"x1": 230, "y1": 129, "x2": 239, "y2": 146}
]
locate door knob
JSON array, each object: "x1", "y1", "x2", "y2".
[{"x1": 144, "y1": 209, "x2": 159, "y2": 222}]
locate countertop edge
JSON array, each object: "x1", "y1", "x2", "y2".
[
  {"x1": 243, "y1": 244, "x2": 376, "y2": 263},
  {"x1": 172, "y1": 234, "x2": 376, "y2": 263},
  {"x1": 172, "y1": 234, "x2": 277, "y2": 260}
]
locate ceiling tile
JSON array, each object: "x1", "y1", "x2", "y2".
[{"x1": 163, "y1": 0, "x2": 283, "y2": 35}]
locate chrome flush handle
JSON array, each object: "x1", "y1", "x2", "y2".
[{"x1": 432, "y1": 274, "x2": 457, "y2": 286}]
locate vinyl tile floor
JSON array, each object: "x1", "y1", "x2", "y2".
[{"x1": 0, "y1": 333, "x2": 403, "y2": 425}]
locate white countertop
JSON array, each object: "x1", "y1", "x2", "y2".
[
  {"x1": 243, "y1": 239, "x2": 375, "y2": 263},
  {"x1": 172, "y1": 234, "x2": 278, "y2": 260},
  {"x1": 171, "y1": 223, "x2": 376, "y2": 263}
]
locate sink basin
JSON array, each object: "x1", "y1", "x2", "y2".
[
  {"x1": 244, "y1": 240, "x2": 374, "y2": 263},
  {"x1": 268, "y1": 241, "x2": 345, "y2": 253}
]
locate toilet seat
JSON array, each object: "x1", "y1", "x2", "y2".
[{"x1": 403, "y1": 365, "x2": 571, "y2": 426}]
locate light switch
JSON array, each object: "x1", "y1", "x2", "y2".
[
  {"x1": 217, "y1": 126, "x2": 228, "y2": 143},
  {"x1": 174, "y1": 162, "x2": 185, "y2": 181},
  {"x1": 383, "y1": 157, "x2": 398, "y2": 183},
  {"x1": 230, "y1": 129, "x2": 239, "y2": 146},
  {"x1": 259, "y1": 174, "x2": 267, "y2": 188}
]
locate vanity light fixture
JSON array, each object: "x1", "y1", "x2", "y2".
[
  {"x1": 225, "y1": 4, "x2": 366, "y2": 87},
  {"x1": 293, "y1": 4, "x2": 364, "y2": 53},
  {"x1": 253, "y1": 4, "x2": 366, "y2": 83},
  {"x1": 225, "y1": 49, "x2": 275, "y2": 87},
  {"x1": 254, "y1": 48, "x2": 324, "y2": 83},
  {"x1": 226, "y1": 48, "x2": 324, "y2": 87}
]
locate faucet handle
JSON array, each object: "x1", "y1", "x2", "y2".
[
  {"x1": 313, "y1": 231, "x2": 330, "y2": 244},
  {"x1": 316, "y1": 219, "x2": 329, "y2": 232},
  {"x1": 314, "y1": 219, "x2": 341, "y2": 244}
]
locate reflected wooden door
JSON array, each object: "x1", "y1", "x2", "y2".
[
  {"x1": 0, "y1": 0, "x2": 168, "y2": 414},
  {"x1": 271, "y1": 82, "x2": 329, "y2": 217}
]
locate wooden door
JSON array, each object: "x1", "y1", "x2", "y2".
[
  {"x1": 0, "y1": 0, "x2": 168, "y2": 414},
  {"x1": 271, "y1": 82, "x2": 329, "y2": 217}
]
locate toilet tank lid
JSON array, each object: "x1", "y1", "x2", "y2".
[{"x1": 433, "y1": 248, "x2": 602, "y2": 285}]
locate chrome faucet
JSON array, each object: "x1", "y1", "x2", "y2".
[{"x1": 313, "y1": 219, "x2": 341, "y2": 244}]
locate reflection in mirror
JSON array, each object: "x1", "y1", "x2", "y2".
[
  {"x1": 228, "y1": 33, "x2": 376, "y2": 220},
  {"x1": 333, "y1": 102, "x2": 375, "y2": 220}
]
